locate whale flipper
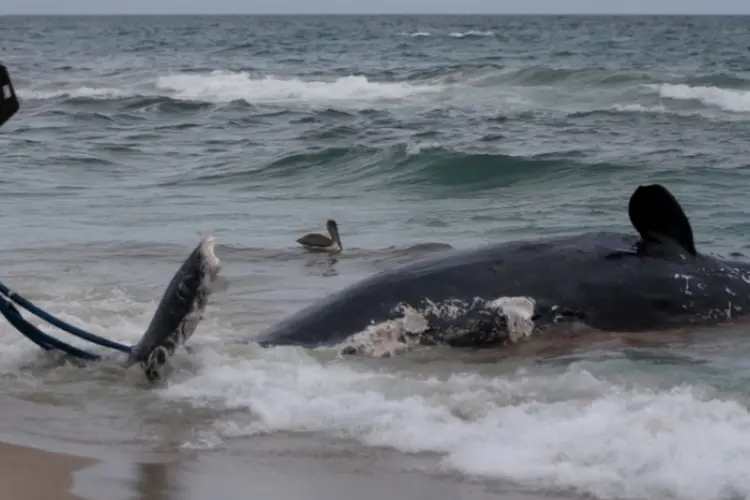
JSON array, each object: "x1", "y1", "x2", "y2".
[{"x1": 628, "y1": 184, "x2": 697, "y2": 257}]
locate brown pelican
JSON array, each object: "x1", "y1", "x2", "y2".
[{"x1": 296, "y1": 219, "x2": 342, "y2": 253}]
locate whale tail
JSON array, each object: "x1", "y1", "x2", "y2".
[{"x1": 126, "y1": 235, "x2": 221, "y2": 383}]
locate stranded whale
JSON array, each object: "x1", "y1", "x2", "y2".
[{"x1": 252, "y1": 184, "x2": 750, "y2": 352}]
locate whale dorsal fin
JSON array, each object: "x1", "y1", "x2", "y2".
[{"x1": 628, "y1": 184, "x2": 697, "y2": 257}]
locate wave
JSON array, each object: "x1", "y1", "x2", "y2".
[
  {"x1": 397, "y1": 30, "x2": 494, "y2": 38},
  {"x1": 164, "y1": 355, "x2": 750, "y2": 500},
  {"x1": 398, "y1": 31, "x2": 432, "y2": 37},
  {"x1": 501, "y1": 66, "x2": 653, "y2": 87},
  {"x1": 21, "y1": 86, "x2": 135, "y2": 101},
  {"x1": 449, "y1": 30, "x2": 495, "y2": 38},
  {"x1": 18, "y1": 71, "x2": 444, "y2": 108},
  {"x1": 380, "y1": 146, "x2": 586, "y2": 190},
  {"x1": 158, "y1": 144, "x2": 624, "y2": 194},
  {"x1": 684, "y1": 73, "x2": 750, "y2": 89},
  {"x1": 16, "y1": 67, "x2": 750, "y2": 118},
  {"x1": 155, "y1": 71, "x2": 441, "y2": 104},
  {"x1": 654, "y1": 83, "x2": 750, "y2": 113}
]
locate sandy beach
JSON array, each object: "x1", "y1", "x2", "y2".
[{"x1": 0, "y1": 442, "x2": 94, "y2": 500}]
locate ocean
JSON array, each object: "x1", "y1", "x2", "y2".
[{"x1": 2, "y1": 13, "x2": 750, "y2": 500}]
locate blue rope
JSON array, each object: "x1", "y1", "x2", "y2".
[
  {"x1": 0, "y1": 294, "x2": 101, "y2": 361},
  {"x1": 0, "y1": 282, "x2": 131, "y2": 354}
]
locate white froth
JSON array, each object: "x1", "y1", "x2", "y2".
[
  {"x1": 488, "y1": 296, "x2": 536, "y2": 342},
  {"x1": 449, "y1": 30, "x2": 495, "y2": 38},
  {"x1": 18, "y1": 71, "x2": 443, "y2": 109},
  {"x1": 399, "y1": 31, "x2": 432, "y2": 37},
  {"x1": 17, "y1": 86, "x2": 134, "y2": 100},
  {"x1": 155, "y1": 71, "x2": 442, "y2": 107},
  {"x1": 655, "y1": 83, "x2": 750, "y2": 113},
  {"x1": 163, "y1": 349, "x2": 750, "y2": 500},
  {"x1": 405, "y1": 141, "x2": 442, "y2": 155},
  {"x1": 611, "y1": 103, "x2": 669, "y2": 114}
]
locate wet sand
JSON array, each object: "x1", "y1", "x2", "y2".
[
  {"x1": 0, "y1": 441, "x2": 94, "y2": 500},
  {"x1": 0, "y1": 378, "x2": 575, "y2": 500},
  {"x1": 0, "y1": 436, "x2": 565, "y2": 500}
]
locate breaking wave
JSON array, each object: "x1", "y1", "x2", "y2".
[{"x1": 15, "y1": 67, "x2": 750, "y2": 118}]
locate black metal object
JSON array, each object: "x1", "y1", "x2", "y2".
[{"x1": 0, "y1": 63, "x2": 20, "y2": 129}]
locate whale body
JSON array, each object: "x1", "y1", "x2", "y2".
[{"x1": 253, "y1": 184, "x2": 750, "y2": 351}]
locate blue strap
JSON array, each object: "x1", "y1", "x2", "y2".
[
  {"x1": 0, "y1": 295, "x2": 101, "y2": 361},
  {"x1": 0, "y1": 282, "x2": 131, "y2": 354}
]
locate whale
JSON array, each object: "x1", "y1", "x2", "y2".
[
  {"x1": 252, "y1": 184, "x2": 750, "y2": 353},
  {"x1": 125, "y1": 235, "x2": 221, "y2": 381}
]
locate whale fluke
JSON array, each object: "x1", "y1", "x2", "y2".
[{"x1": 126, "y1": 235, "x2": 221, "y2": 383}]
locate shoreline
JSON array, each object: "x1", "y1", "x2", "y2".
[
  {"x1": 0, "y1": 441, "x2": 95, "y2": 500},
  {"x1": 0, "y1": 435, "x2": 566, "y2": 500}
]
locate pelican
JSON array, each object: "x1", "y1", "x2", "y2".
[{"x1": 296, "y1": 219, "x2": 343, "y2": 253}]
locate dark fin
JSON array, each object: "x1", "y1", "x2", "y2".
[
  {"x1": 0, "y1": 64, "x2": 20, "y2": 129},
  {"x1": 628, "y1": 184, "x2": 697, "y2": 257}
]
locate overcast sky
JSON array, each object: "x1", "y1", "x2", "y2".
[{"x1": 1, "y1": 0, "x2": 748, "y2": 15}]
